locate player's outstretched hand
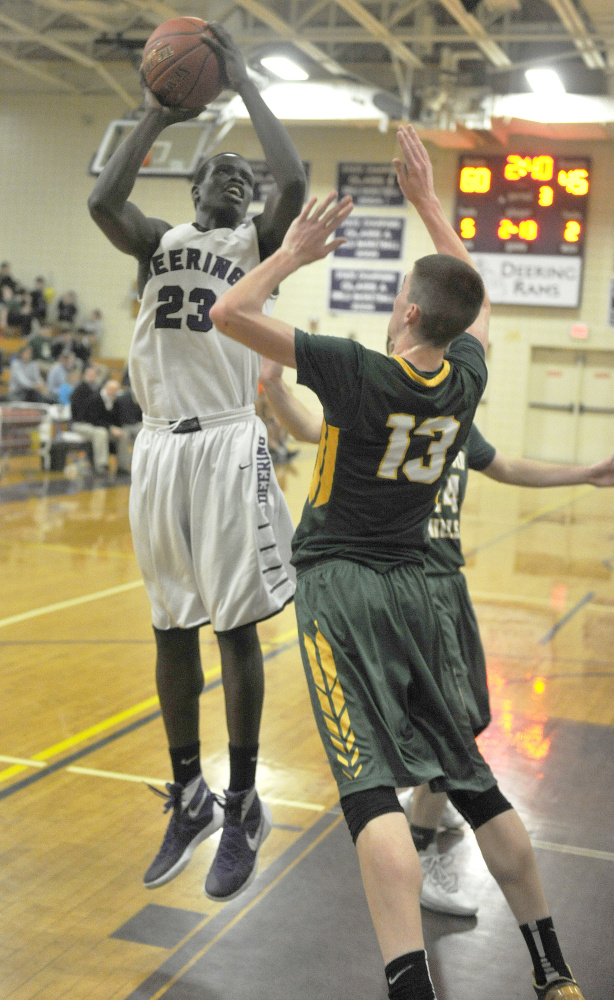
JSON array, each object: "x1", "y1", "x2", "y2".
[
  {"x1": 201, "y1": 23, "x2": 249, "y2": 92},
  {"x1": 260, "y1": 357, "x2": 284, "y2": 386},
  {"x1": 587, "y1": 452, "x2": 614, "y2": 487},
  {"x1": 282, "y1": 193, "x2": 353, "y2": 266},
  {"x1": 393, "y1": 124, "x2": 436, "y2": 207}
]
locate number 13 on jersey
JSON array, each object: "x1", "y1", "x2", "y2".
[{"x1": 377, "y1": 414, "x2": 460, "y2": 483}]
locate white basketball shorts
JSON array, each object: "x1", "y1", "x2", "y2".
[{"x1": 129, "y1": 405, "x2": 296, "y2": 632}]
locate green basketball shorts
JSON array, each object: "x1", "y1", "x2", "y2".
[{"x1": 294, "y1": 559, "x2": 496, "y2": 800}]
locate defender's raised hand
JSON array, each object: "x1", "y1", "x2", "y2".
[
  {"x1": 281, "y1": 193, "x2": 353, "y2": 267},
  {"x1": 201, "y1": 23, "x2": 249, "y2": 92},
  {"x1": 393, "y1": 124, "x2": 436, "y2": 207}
]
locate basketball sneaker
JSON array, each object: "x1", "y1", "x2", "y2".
[
  {"x1": 204, "y1": 787, "x2": 272, "y2": 902},
  {"x1": 397, "y1": 788, "x2": 465, "y2": 833},
  {"x1": 143, "y1": 778, "x2": 224, "y2": 888},
  {"x1": 418, "y1": 843, "x2": 478, "y2": 917},
  {"x1": 533, "y1": 971, "x2": 585, "y2": 1000}
]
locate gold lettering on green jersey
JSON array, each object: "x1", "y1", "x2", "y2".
[
  {"x1": 308, "y1": 421, "x2": 339, "y2": 508},
  {"x1": 377, "y1": 414, "x2": 461, "y2": 484}
]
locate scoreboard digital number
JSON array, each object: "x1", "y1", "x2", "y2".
[{"x1": 455, "y1": 153, "x2": 590, "y2": 307}]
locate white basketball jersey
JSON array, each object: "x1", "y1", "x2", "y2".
[{"x1": 129, "y1": 220, "x2": 274, "y2": 418}]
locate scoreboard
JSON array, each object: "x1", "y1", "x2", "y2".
[{"x1": 455, "y1": 153, "x2": 590, "y2": 307}]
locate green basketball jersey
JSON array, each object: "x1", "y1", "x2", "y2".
[
  {"x1": 291, "y1": 329, "x2": 487, "y2": 572},
  {"x1": 424, "y1": 423, "x2": 496, "y2": 576}
]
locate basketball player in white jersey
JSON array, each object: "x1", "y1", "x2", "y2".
[{"x1": 88, "y1": 24, "x2": 306, "y2": 902}]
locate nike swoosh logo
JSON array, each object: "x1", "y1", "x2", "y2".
[
  {"x1": 239, "y1": 463, "x2": 252, "y2": 469},
  {"x1": 180, "y1": 754, "x2": 199, "y2": 765},
  {"x1": 187, "y1": 789, "x2": 207, "y2": 818},
  {"x1": 388, "y1": 964, "x2": 413, "y2": 986},
  {"x1": 245, "y1": 820, "x2": 263, "y2": 852}
]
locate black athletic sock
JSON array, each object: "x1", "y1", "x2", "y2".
[
  {"x1": 519, "y1": 917, "x2": 571, "y2": 985},
  {"x1": 228, "y1": 743, "x2": 259, "y2": 792},
  {"x1": 410, "y1": 824, "x2": 437, "y2": 852},
  {"x1": 169, "y1": 741, "x2": 201, "y2": 787},
  {"x1": 385, "y1": 950, "x2": 437, "y2": 999}
]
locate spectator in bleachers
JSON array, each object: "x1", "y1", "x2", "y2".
[
  {"x1": 56, "y1": 290, "x2": 78, "y2": 332},
  {"x1": 112, "y1": 383, "x2": 142, "y2": 449},
  {"x1": 0, "y1": 284, "x2": 14, "y2": 333},
  {"x1": 7, "y1": 288, "x2": 35, "y2": 337},
  {"x1": 28, "y1": 324, "x2": 55, "y2": 374},
  {"x1": 47, "y1": 349, "x2": 78, "y2": 401},
  {"x1": 30, "y1": 276, "x2": 48, "y2": 324},
  {"x1": 0, "y1": 262, "x2": 18, "y2": 296},
  {"x1": 77, "y1": 308, "x2": 103, "y2": 353},
  {"x1": 8, "y1": 344, "x2": 53, "y2": 402}
]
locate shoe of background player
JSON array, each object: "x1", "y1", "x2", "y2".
[
  {"x1": 533, "y1": 971, "x2": 585, "y2": 1000},
  {"x1": 143, "y1": 778, "x2": 224, "y2": 888},
  {"x1": 418, "y1": 843, "x2": 478, "y2": 917},
  {"x1": 397, "y1": 788, "x2": 466, "y2": 833},
  {"x1": 204, "y1": 787, "x2": 272, "y2": 902}
]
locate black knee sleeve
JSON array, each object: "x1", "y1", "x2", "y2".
[
  {"x1": 341, "y1": 786, "x2": 404, "y2": 844},
  {"x1": 448, "y1": 784, "x2": 513, "y2": 831}
]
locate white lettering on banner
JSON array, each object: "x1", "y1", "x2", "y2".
[{"x1": 472, "y1": 254, "x2": 582, "y2": 307}]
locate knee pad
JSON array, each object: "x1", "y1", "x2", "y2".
[
  {"x1": 448, "y1": 784, "x2": 513, "y2": 831},
  {"x1": 341, "y1": 786, "x2": 404, "y2": 844}
]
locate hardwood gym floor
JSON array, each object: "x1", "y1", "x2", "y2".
[{"x1": 0, "y1": 449, "x2": 613, "y2": 999}]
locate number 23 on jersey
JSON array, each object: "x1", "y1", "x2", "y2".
[{"x1": 377, "y1": 414, "x2": 460, "y2": 484}]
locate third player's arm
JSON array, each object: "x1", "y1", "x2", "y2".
[
  {"x1": 393, "y1": 124, "x2": 490, "y2": 352},
  {"x1": 260, "y1": 359, "x2": 323, "y2": 443},
  {"x1": 482, "y1": 451, "x2": 614, "y2": 487}
]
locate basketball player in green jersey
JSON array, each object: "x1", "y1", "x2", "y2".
[
  {"x1": 209, "y1": 126, "x2": 586, "y2": 1000},
  {"x1": 259, "y1": 369, "x2": 614, "y2": 920}
]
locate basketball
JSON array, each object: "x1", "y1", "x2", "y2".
[{"x1": 141, "y1": 17, "x2": 223, "y2": 110}]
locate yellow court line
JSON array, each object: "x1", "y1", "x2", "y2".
[
  {"x1": 531, "y1": 839, "x2": 614, "y2": 863},
  {"x1": 67, "y1": 766, "x2": 167, "y2": 786},
  {"x1": 147, "y1": 812, "x2": 345, "y2": 1000},
  {"x1": 0, "y1": 627, "x2": 299, "y2": 784},
  {"x1": 264, "y1": 796, "x2": 325, "y2": 812},
  {"x1": 0, "y1": 755, "x2": 47, "y2": 768},
  {"x1": 0, "y1": 579, "x2": 144, "y2": 629},
  {"x1": 0, "y1": 694, "x2": 159, "y2": 783}
]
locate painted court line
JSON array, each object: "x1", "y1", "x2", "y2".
[
  {"x1": 531, "y1": 839, "x2": 614, "y2": 863},
  {"x1": 538, "y1": 591, "x2": 595, "y2": 644},
  {"x1": 67, "y1": 766, "x2": 167, "y2": 786},
  {"x1": 0, "y1": 579, "x2": 144, "y2": 629},
  {"x1": 0, "y1": 755, "x2": 47, "y2": 768}
]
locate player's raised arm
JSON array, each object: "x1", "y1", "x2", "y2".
[
  {"x1": 211, "y1": 192, "x2": 353, "y2": 367},
  {"x1": 88, "y1": 90, "x2": 199, "y2": 267},
  {"x1": 203, "y1": 24, "x2": 306, "y2": 258},
  {"x1": 260, "y1": 358, "x2": 323, "y2": 443},
  {"x1": 393, "y1": 124, "x2": 490, "y2": 351},
  {"x1": 482, "y1": 450, "x2": 614, "y2": 488}
]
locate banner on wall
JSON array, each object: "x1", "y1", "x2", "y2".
[
  {"x1": 333, "y1": 216, "x2": 405, "y2": 260},
  {"x1": 337, "y1": 162, "x2": 404, "y2": 207},
  {"x1": 248, "y1": 160, "x2": 311, "y2": 204},
  {"x1": 472, "y1": 254, "x2": 583, "y2": 308},
  {"x1": 329, "y1": 268, "x2": 401, "y2": 313}
]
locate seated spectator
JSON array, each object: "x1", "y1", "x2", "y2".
[
  {"x1": 70, "y1": 368, "x2": 131, "y2": 475},
  {"x1": 7, "y1": 288, "x2": 35, "y2": 337},
  {"x1": 8, "y1": 344, "x2": 53, "y2": 402},
  {"x1": 47, "y1": 349, "x2": 78, "y2": 402},
  {"x1": 0, "y1": 262, "x2": 18, "y2": 296},
  {"x1": 56, "y1": 290, "x2": 78, "y2": 332},
  {"x1": 112, "y1": 385, "x2": 142, "y2": 448},
  {"x1": 28, "y1": 324, "x2": 55, "y2": 374},
  {"x1": 30, "y1": 276, "x2": 48, "y2": 324},
  {"x1": 0, "y1": 284, "x2": 15, "y2": 333},
  {"x1": 77, "y1": 309, "x2": 104, "y2": 355},
  {"x1": 67, "y1": 328, "x2": 94, "y2": 367}
]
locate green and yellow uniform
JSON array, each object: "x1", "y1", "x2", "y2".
[
  {"x1": 292, "y1": 330, "x2": 496, "y2": 798},
  {"x1": 425, "y1": 424, "x2": 496, "y2": 735}
]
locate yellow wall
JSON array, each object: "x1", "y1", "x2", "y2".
[{"x1": 1, "y1": 94, "x2": 613, "y2": 456}]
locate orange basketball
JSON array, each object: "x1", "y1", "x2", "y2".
[{"x1": 141, "y1": 17, "x2": 223, "y2": 110}]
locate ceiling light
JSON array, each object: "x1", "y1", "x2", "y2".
[
  {"x1": 525, "y1": 68, "x2": 565, "y2": 97},
  {"x1": 260, "y1": 56, "x2": 309, "y2": 81}
]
